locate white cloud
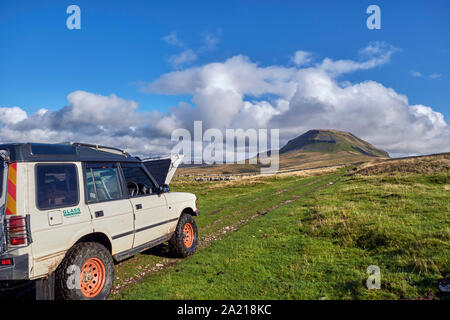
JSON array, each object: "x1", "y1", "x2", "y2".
[
  {"x1": 163, "y1": 30, "x2": 221, "y2": 68},
  {"x1": 200, "y1": 30, "x2": 221, "y2": 51},
  {"x1": 292, "y1": 50, "x2": 313, "y2": 66},
  {"x1": 410, "y1": 70, "x2": 443, "y2": 80},
  {"x1": 168, "y1": 49, "x2": 198, "y2": 68},
  {"x1": 65, "y1": 90, "x2": 140, "y2": 126},
  {"x1": 163, "y1": 32, "x2": 184, "y2": 47},
  {"x1": 0, "y1": 106, "x2": 27, "y2": 124},
  {"x1": 1, "y1": 43, "x2": 448, "y2": 158},
  {"x1": 410, "y1": 70, "x2": 422, "y2": 77},
  {"x1": 317, "y1": 42, "x2": 397, "y2": 76},
  {"x1": 36, "y1": 108, "x2": 49, "y2": 116},
  {"x1": 0, "y1": 91, "x2": 167, "y2": 157},
  {"x1": 429, "y1": 73, "x2": 442, "y2": 79},
  {"x1": 143, "y1": 43, "x2": 449, "y2": 156}
]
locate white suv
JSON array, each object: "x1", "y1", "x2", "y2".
[{"x1": 0, "y1": 142, "x2": 199, "y2": 300}]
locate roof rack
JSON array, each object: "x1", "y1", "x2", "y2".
[
  {"x1": 141, "y1": 155, "x2": 170, "y2": 161},
  {"x1": 141, "y1": 153, "x2": 184, "y2": 161},
  {"x1": 70, "y1": 142, "x2": 130, "y2": 157}
]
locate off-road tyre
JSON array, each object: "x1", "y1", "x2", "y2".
[
  {"x1": 55, "y1": 242, "x2": 114, "y2": 300},
  {"x1": 169, "y1": 214, "x2": 198, "y2": 257}
]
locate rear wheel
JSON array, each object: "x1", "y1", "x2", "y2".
[
  {"x1": 169, "y1": 214, "x2": 198, "y2": 257},
  {"x1": 55, "y1": 242, "x2": 114, "y2": 300}
]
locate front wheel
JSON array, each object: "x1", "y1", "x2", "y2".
[{"x1": 169, "y1": 214, "x2": 198, "y2": 257}]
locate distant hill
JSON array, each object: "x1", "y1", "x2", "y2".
[
  {"x1": 279, "y1": 129, "x2": 389, "y2": 157},
  {"x1": 177, "y1": 129, "x2": 390, "y2": 176}
]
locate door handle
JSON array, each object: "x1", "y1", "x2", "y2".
[
  {"x1": 136, "y1": 204, "x2": 142, "y2": 210},
  {"x1": 95, "y1": 210, "x2": 104, "y2": 218}
]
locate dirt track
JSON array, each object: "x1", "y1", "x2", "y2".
[{"x1": 110, "y1": 173, "x2": 343, "y2": 297}]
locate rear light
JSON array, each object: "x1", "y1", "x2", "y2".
[
  {"x1": 11, "y1": 239, "x2": 25, "y2": 245},
  {"x1": 8, "y1": 216, "x2": 25, "y2": 245},
  {"x1": 0, "y1": 258, "x2": 12, "y2": 265},
  {"x1": 195, "y1": 199, "x2": 198, "y2": 211},
  {"x1": 6, "y1": 215, "x2": 31, "y2": 246}
]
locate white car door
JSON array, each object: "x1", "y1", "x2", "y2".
[
  {"x1": 120, "y1": 163, "x2": 170, "y2": 248},
  {"x1": 85, "y1": 162, "x2": 134, "y2": 254}
]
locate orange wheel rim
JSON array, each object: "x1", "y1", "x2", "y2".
[
  {"x1": 183, "y1": 223, "x2": 194, "y2": 248},
  {"x1": 80, "y1": 257, "x2": 106, "y2": 298}
]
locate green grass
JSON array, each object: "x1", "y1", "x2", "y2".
[
  {"x1": 111, "y1": 172, "x2": 340, "y2": 296},
  {"x1": 114, "y1": 171, "x2": 449, "y2": 300}
]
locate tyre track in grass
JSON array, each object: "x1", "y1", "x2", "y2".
[
  {"x1": 201, "y1": 174, "x2": 333, "y2": 231},
  {"x1": 198, "y1": 175, "x2": 342, "y2": 248},
  {"x1": 203, "y1": 175, "x2": 316, "y2": 217},
  {"x1": 111, "y1": 172, "x2": 343, "y2": 298}
]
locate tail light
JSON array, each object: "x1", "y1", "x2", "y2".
[{"x1": 6, "y1": 215, "x2": 31, "y2": 246}]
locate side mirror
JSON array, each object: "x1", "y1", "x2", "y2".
[{"x1": 160, "y1": 184, "x2": 170, "y2": 193}]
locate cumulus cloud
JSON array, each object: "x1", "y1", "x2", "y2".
[
  {"x1": 1, "y1": 42, "x2": 448, "y2": 158},
  {"x1": 0, "y1": 91, "x2": 171, "y2": 157},
  {"x1": 292, "y1": 50, "x2": 313, "y2": 66},
  {"x1": 0, "y1": 106, "x2": 27, "y2": 124},
  {"x1": 142, "y1": 42, "x2": 448, "y2": 156}
]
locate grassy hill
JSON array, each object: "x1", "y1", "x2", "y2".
[
  {"x1": 279, "y1": 129, "x2": 389, "y2": 157},
  {"x1": 178, "y1": 129, "x2": 389, "y2": 176}
]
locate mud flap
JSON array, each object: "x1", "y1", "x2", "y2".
[{"x1": 35, "y1": 273, "x2": 55, "y2": 300}]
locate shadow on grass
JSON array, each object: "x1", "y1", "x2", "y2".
[
  {"x1": 414, "y1": 277, "x2": 450, "y2": 300},
  {"x1": 325, "y1": 278, "x2": 365, "y2": 300},
  {"x1": 140, "y1": 242, "x2": 178, "y2": 258}
]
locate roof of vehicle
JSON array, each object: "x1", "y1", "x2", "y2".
[{"x1": 0, "y1": 142, "x2": 142, "y2": 163}]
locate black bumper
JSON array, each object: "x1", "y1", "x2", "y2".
[{"x1": 0, "y1": 253, "x2": 29, "y2": 280}]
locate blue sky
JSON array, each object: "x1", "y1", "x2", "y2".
[
  {"x1": 1, "y1": 0, "x2": 449, "y2": 117},
  {"x1": 0, "y1": 0, "x2": 449, "y2": 156}
]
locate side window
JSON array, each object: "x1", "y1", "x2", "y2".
[
  {"x1": 121, "y1": 165, "x2": 155, "y2": 197},
  {"x1": 85, "y1": 163, "x2": 123, "y2": 203},
  {"x1": 36, "y1": 164, "x2": 79, "y2": 210}
]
